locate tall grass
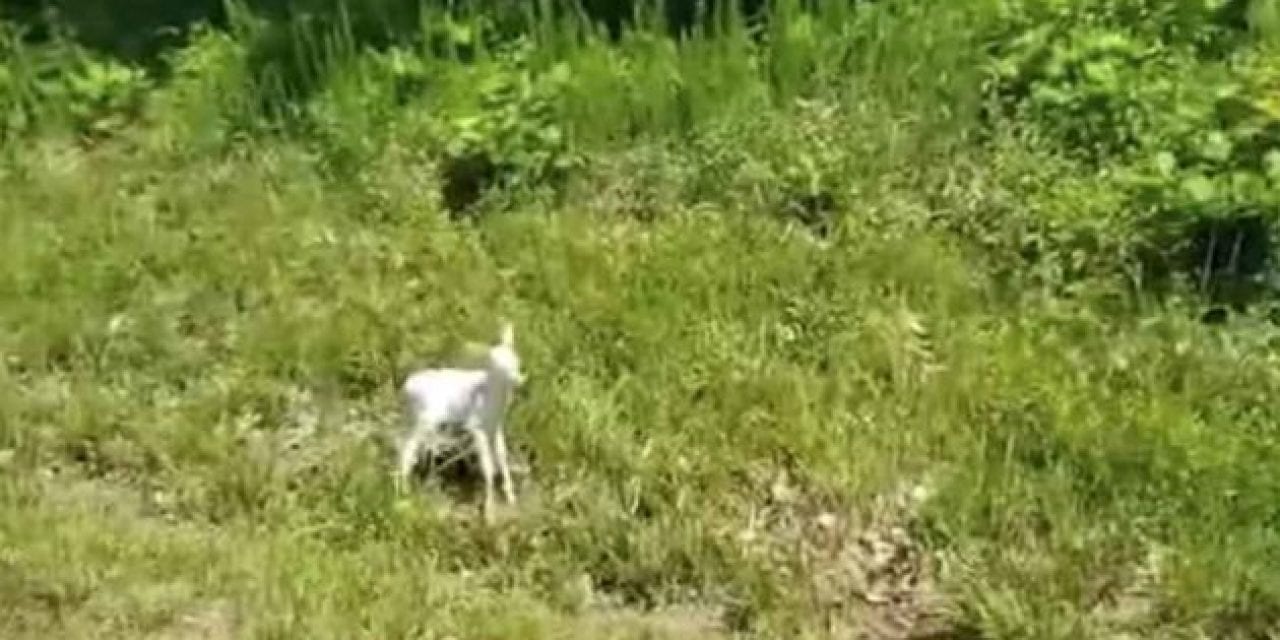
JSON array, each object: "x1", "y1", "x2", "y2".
[{"x1": 1, "y1": 1, "x2": 1278, "y2": 638}]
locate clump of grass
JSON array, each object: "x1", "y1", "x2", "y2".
[{"x1": 3, "y1": 134, "x2": 1279, "y2": 638}]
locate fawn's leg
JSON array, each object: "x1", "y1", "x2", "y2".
[
  {"x1": 493, "y1": 427, "x2": 517, "y2": 505},
  {"x1": 469, "y1": 426, "x2": 496, "y2": 523},
  {"x1": 396, "y1": 420, "x2": 431, "y2": 493}
]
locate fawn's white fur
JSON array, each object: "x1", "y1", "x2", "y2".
[{"x1": 397, "y1": 322, "x2": 525, "y2": 521}]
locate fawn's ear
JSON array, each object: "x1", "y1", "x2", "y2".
[{"x1": 499, "y1": 321, "x2": 516, "y2": 347}]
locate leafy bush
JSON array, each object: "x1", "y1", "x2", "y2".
[
  {"x1": 983, "y1": 0, "x2": 1280, "y2": 303},
  {"x1": 428, "y1": 37, "x2": 579, "y2": 214},
  {"x1": 986, "y1": 0, "x2": 1247, "y2": 162},
  {"x1": 293, "y1": 15, "x2": 578, "y2": 213},
  {"x1": 0, "y1": 21, "x2": 150, "y2": 141},
  {"x1": 142, "y1": 23, "x2": 257, "y2": 153},
  {"x1": 1119, "y1": 49, "x2": 1280, "y2": 302}
]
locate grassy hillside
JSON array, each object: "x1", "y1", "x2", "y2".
[{"x1": 2, "y1": 1, "x2": 1280, "y2": 638}]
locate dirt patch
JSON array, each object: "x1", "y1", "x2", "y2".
[
  {"x1": 735, "y1": 472, "x2": 970, "y2": 639},
  {"x1": 1085, "y1": 543, "x2": 1166, "y2": 635},
  {"x1": 569, "y1": 604, "x2": 729, "y2": 640},
  {"x1": 145, "y1": 600, "x2": 237, "y2": 640}
]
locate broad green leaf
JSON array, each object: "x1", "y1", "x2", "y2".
[
  {"x1": 1202, "y1": 131, "x2": 1232, "y2": 163},
  {"x1": 1154, "y1": 150, "x2": 1177, "y2": 178},
  {"x1": 1180, "y1": 174, "x2": 1216, "y2": 203},
  {"x1": 1264, "y1": 150, "x2": 1280, "y2": 181}
]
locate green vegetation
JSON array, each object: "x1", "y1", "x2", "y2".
[{"x1": 2, "y1": 1, "x2": 1280, "y2": 637}]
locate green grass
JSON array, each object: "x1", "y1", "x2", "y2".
[
  {"x1": 2, "y1": 134, "x2": 1278, "y2": 639},
  {"x1": 2, "y1": 1, "x2": 1280, "y2": 638}
]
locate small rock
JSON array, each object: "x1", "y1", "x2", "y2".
[
  {"x1": 888, "y1": 526, "x2": 910, "y2": 545},
  {"x1": 910, "y1": 483, "x2": 932, "y2": 505},
  {"x1": 815, "y1": 512, "x2": 838, "y2": 530},
  {"x1": 770, "y1": 477, "x2": 797, "y2": 504}
]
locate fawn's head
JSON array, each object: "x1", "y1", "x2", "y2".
[{"x1": 486, "y1": 321, "x2": 524, "y2": 387}]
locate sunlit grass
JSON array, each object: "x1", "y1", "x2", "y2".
[{"x1": 1, "y1": 1, "x2": 1278, "y2": 638}]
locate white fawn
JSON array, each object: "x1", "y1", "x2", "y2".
[{"x1": 397, "y1": 321, "x2": 525, "y2": 522}]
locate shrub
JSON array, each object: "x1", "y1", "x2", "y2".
[
  {"x1": 983, "y1": 0, "x2": 1280, "y2": 303},
  {"x1": 0, "y1": 20, "x2": 150, "y2": 141},
  {"x1": 427, "y1": 37, "x2": 579, "y2": 215},
  {"x1": 142, "y1": 23, "x2": 257, "y2": 154}
]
